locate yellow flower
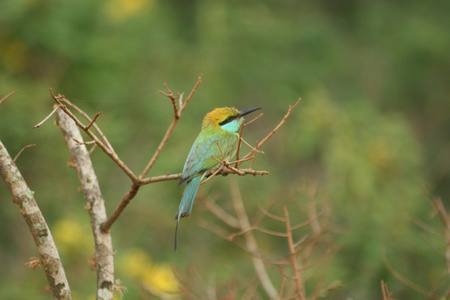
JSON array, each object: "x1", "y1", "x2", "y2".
[
  {"x1": 104, "y1": 0, "x2": 154, "y2": 21},
  {"x1": 142, "y1": 264, "x2": 179, "y2": 297},
  {"x1": 118, "y1": 248, "x2": 153, "y2": 279},
  {"x1": 52, "y1": 219, "x2": 92, "y2": 255}
]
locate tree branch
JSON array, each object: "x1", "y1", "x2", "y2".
[
  {"x1": 0, "y1": 140, "x2": 72, "y2": 300},
  {"x1": 0, "y1": 89, "x2": 18, "y2": 105},
  {"x1": 55, "y1": 108, "x2": 115, "y2": 300},
  {"x1": 229, "y1": 178, "x2": 279, "y2": 299},
  {"x1": 242, "y1": 98, "x2": 301, "y2": 161}
]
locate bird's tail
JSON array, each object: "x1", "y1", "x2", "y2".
[{"x1": 174, "y1": 176, "x2": 201, "y2": 251}]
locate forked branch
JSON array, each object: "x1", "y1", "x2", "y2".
[
  {"x1": 38, "y1": 76, "x2": 288, "y2": 234},
  {"x1": 55, "y1": 108, "x2": 115, "y2": 299}
]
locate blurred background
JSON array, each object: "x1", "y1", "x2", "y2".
[{"x1": 1, "y1": 0, "x2": 449, "y2": 299}]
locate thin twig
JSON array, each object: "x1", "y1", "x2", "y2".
[
  {"x1": 60, "y1": 98, "x2": 114, "y2": 152},
  {"x1": 412, "y1": 218, "x2": 443, "y2": 237},
  {"x1": 73, "y1": 139, "x2": 97, "y2": 146},
  {"x1": 279, "y1": 277, "x2": 286, "y2": 300},
  {"x1": 200, "y1": 164, "x2": 226, "y2": 185},
  {"x1": 299, "y1": 248, "x2": 332, "y2": 271},
  {"x1": 284, "y1": 206, "x2": 306, "y2": 300},
  {"x1": 0, "y1": 89, "x2": 18, "y2": 105},
  {"x1": 235, "y1": 123, "x2": 245, "y2": 168},
  {"x1": 420, "y1": 186, "x2": 450, "y2": 282},
  {"x1": 382, "y1": 249, "x2": 432, "y2": 297},
  {"x1": 244, "y1": 113, "x2": 264, "y2": 127},
  {"x1": 86, "y1": 111, "x2": 102, "y2": 130},
  {"x1": 257, "y1": 206, "x2": 286, "y2": 222},
  {"x1": 228, "y1": 226, "x2": 288, "y2": 241},
  {"x1": 49, "y1": 90, "x2": 136, "y2": 181},
  {"x1": 240, "y1": 137, "x2": 265, "y2": 155},
  {"x1": 33, "y1": 104, "x2": 60, "y2": 128},
  {"x1": 13, "y1": 144, "x2": 36, "y2": 162},
  {"x1": 139, "y1": 75, "x2": 203, "y2": 179},
  {"x1": 242, "y1": 98, "x2": 301, "y2": 161},
  {"x1": 179, "y1": 74, "x2": 203, "y2": 116},
  {"x1": 198, "y1": 190, "x2": 240, "y2": 228},
  {"x1": 159, "y1": 83, "x2": 178, "y2": 118},
  {"x1": 431, "y1": 197, "x2": 450, "y2": 281}
]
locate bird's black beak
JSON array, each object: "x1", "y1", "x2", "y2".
[{"x1": 239, "y1": 107, "x2": 262, "y2": 118}]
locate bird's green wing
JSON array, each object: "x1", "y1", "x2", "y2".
[{"x1": 180, "y1": 131, "x2": 239, "y2": 184}]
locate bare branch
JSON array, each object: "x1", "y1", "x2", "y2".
[
  {"x1": 240, "y1": 137, "x2": 265, "y2": 155},
  {"x1": 0, "y1": 89, "x2": 18, "y2": 105},
  {"x1": 140, "y1": 173, "x2": 182, "y2": 184},
  {"x1": 198, "y1": 191, "x2": 240, "y2": 228},
  {"x1": 242, "y1": 98, "x2": 301, "y2": 161},
  {"x1": 291, "y1": 213, "x2": 322, "y2": 231},
  {"x1": 159, "y1": 83, "x2": 178, "y2": 118},
  {"x1": 420, "y1": 187, "x2": 450, "y2": 282},
  {"x1": 56, "y1": 108, "x2": 115, "y2": 300},
  {"x1": 230, "y1": 178, "x2": 279, "y2": 299},
  {"x1": 140, "y1": 75, "x2": 202, "y2": 179},
  {"x1": 73, "y1": 139, "x2": 97, "y2": 146},
  {"x1": 283, "y1": 206, "x2": 306, "y2": 300},
  {"x1": 49, "y1": 90, "x2": 136, "y2": 181},
  {"x1": 430, "y1": 197, "x2": 450, "y2": 282},
  {"x1": 100, "y1": 183, "x2": 139, "y2": 233},
  {"x1": 13, "y1": 144, "x2": 36, "y2": 162},
  {"x1": 299, "y1": 248, "x2": 332, "y2": 271},
  {"x1": 257, "y1": 206, "x2": 286, "y2": 222},
  {"x1": 200, "y1": 164, "x2": 226, "y2": 185},
  {"x1": 381, "y1": 280, "x2": 394, "y2": 300},
  {"x1": 382, "y1": 249, "x2": 432, "y2": 297},
  {"x1": 60, "y1": 98, "x2": 115, "y2": 152},
  {"x1": 102, "y1": 77, "x2": 203, "y2": 232},
  {"x1": 33, "y1": 104, "x2": 60, "y2": 128},
  {"x1": 228, "y1": 226, "x2": 288, "y2": 241},
  {"x1": 86, "y1": 111, "x2": 102, "y2": 130},
  {"x1": 0, "y1": 140, "x2": 72, "y2": 300},
  {"x1": 244, "y1": 113, "x2": 264, "y2": 127},
  {"x1": 179, "y1": 74, "x2": 203, "y2": 115}
]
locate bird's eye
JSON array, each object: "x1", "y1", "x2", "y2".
[{"x1": 227, "y1": 116, "x2": 232, "y2": 122}]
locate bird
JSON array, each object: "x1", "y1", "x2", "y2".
[{"x1": 174, "y1": 106, "x2": 261, "y2": 251}]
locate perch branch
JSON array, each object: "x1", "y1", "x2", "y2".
[{"x1": 101, "y1": 75, "x2": 203, "y2": 232}]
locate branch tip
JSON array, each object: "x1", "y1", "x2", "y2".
[{"x1": 0, "y1": 89, "x2": 19, "y2": 105}]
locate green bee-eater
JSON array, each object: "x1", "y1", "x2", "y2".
[{"x1": 174, "y1": 106, "x2": 261, "y2": 250}]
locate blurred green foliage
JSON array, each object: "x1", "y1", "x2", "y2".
[{"x1": 1, "y1": 0, "x2": 449, "y2": 299}]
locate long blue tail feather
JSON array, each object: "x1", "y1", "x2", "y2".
[{"x1": 174, "y1": 176, "x2": 201, "y2": 251}]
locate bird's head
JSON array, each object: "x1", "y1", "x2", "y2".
[{"x1": 202, "y1": 107, "x2": 261, "y2": 133}]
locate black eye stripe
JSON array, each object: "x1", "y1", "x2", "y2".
[{"x1": 219, "y1": 115, "x2": 237, "y2": 126}]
